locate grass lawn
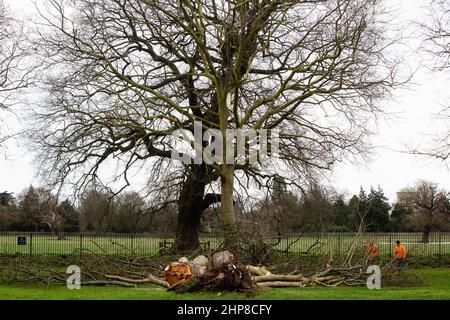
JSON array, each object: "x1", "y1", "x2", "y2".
[{"x1": 0, "y1": 268, "x2": 448, "y2": 300}]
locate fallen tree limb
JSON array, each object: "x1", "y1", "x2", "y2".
[
  {"x1": 103, "y1": 274, "x2": 169, "y2": 288},
  {"x1": 314, "y1": 275, "x2": 335, "y2": 282},
  {"x1": 248, "y1": 263, "x2": 366, "y2": 288},
  {"x1": 0, "y1": 251, "x2": 369, "y2": 291},
  {"x1": 82, "y1": 281, "x2": 137, "y2": 288},
  {"x1": 247, "y1": 266, "x2": 269, "y2": 276},
  {"x1": 257, "y1": 281, "x2": 305, "y2": 287},
  {"x1": 148, "y1": 274, "x2": 170, "y2": 288},
  {"x1": 254, "y1": 274, "x2": 306, "y2": 283}
]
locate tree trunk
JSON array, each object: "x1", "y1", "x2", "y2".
[
  {"x1": 175, "y1": 174, "x2": 206, "y2": 252},
  {"x1": 220, "y1": 164, "x2": 239, "y2": 249},
  {"x1": 57, "y1": 230, "x2": 65, "y2": 240},
  {"x1": 174, "y1": 165, "x2": 221, "y2": 253},
  {"x1": 421, "y1": 225, "x2": 431, "y2": 243},
  {"x1": 216, "y1": 90, "x2": 239, "y2": 249}
]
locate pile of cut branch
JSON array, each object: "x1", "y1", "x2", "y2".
[
  {"x1": 0, "y1": 251, "x2": 369, "y2": 292},
  {"x1": 248, "y1": 264, "x2": 366, "y2": 288},
  {"x1": 97, "y1": 251, "x2": 367, "y2": 291}
]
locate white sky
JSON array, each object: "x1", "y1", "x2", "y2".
[{"x1": 1, "y1": 0, "x2": 450, "y2": 204}]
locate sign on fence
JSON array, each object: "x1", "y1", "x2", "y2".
[{"x1": 17, "y1": 236, "x2": 26, "y2": 245}]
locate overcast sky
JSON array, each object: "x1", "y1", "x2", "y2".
[{"x1": 1, "y1": 0, "x2": 450, "y2": 204}]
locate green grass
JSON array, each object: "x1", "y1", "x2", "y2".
[
  {"x1": 0, "y1": 268, "x2": 449, "y2": 300},
  {"x1": 1, "y1": 233, "x2": 449, "y2": 257}
]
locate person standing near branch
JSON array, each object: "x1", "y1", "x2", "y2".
[
  {"x1": 394, "y1": 240, "x2": 407, "y2": 272},
  {"x1": 365, "y1": 241, "x2": 379, "y2": 265}
]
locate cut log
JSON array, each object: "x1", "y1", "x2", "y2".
[
  {"x1": 255, "y1": 274, "x2": 306, "y2": 283},
  {"x1": 209, "y1": 251, "x2": 234, "y2": 269},
  {"x1": 164, "y1": 262, "x2": 194, "y2": 286},
  {"x1": 173, "y1": 264, "x2": 257, "y2": 294},
  {"x1": 247, "y1": 265, "x2": 269, "y2": 276},
  {"x1": 162, "y1": 252, "x2": 363, "y2": 291},
  {"x1": 166, "y1": 251, "x2": 238, "y2": 288},
  {"x1": 188, "y1": 255, "x2": 209, "y2": 277},
  {"x1": 192, "y1": 255, "x2": 209, "y2": 267}
]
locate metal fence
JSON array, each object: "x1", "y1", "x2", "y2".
[{"x1": 0, "y1": 231, "x2": 449, "y2": 261}]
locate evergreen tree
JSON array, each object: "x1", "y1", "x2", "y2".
[
  {"x1": 0, "y1": 191, "x2": 14, "y2": 207},
  {"x1": 333, "y1": 196, "x2": 351, "y2": 229},
  {"x1": 364, "y1": 186, "x2": 392, "y2": 232},
  {"x1": 57, "y1": 199, "x2": 79, "y2": 232},
  {"x1": 19, "y1": 186, "x2": 42, "y2": 231},
  {"x1": 347, "y1": 192, "x2": 364, "y2": 231},
  {"x1": 390, "y1": 203, "x2": 413, "y2": 232}
]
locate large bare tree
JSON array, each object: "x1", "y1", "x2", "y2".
[
  {"x1": 397, "y1": 181, "x2": 450, "y2": 243},
  {"x1": 0, "y1": 0, "x2": 31, "y2": 147},
  {"x1": 31, "y1": 0, "x2": 402, "y2": 249},
  {"x1": 413, "y1": 0, "x2": 450, "y2": 160},
  {"x1": 424, "y1": 0, "x2": 450, "y2": 71}
]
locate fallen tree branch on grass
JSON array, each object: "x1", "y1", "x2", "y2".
[
  {"x1": 0, "y1": 251, "x2": 368, "y2": 291},
  {"x1": 247, "y1": 264, "x2": 365, "y2": 288},
  {"x1": 102, "y1": 274, "x2": 170, "y2": 288},
  {"x1": 82, "y1": 280, "x2": 137, "y2": 288},
  {"x1": 254, "y1": 273, "x2": 306, "y2": 282}
]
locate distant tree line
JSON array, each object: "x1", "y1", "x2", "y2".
[
  {"x1": 234, "y1": 179, "x2": 450, "y2": 243},
  {"x1": 0, "y1": 180, "x2": 449, "y2": 243},
  {"x1": 236, "y1": 183, "x2": 393, "y2": 235},
  {"x1": 0, "y1": 186, "x2": 177, "y2": 235}
]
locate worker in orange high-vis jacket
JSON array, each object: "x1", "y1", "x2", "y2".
[
  {"x1": 394, "y1": 240, "x2": 407, "y2": 272},
  {"x1": 365, "y1": 241, "x2": 379, "y2": 264}
]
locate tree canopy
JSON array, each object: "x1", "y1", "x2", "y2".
[{"x1": 28, "y1": 0, "x2": 403, "y2": 246}]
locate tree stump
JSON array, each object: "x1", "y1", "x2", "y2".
[{"x1": 163, "y1": 262, "x2": 194, "y2": 287}]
